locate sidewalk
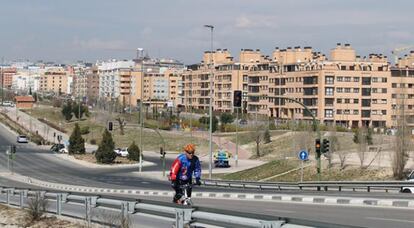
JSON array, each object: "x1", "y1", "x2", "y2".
[{"x1": 2, "y1": 107, "x2": 97, "y2": 152}]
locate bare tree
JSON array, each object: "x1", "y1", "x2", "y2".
[
  {"x1": 392, "y1": 91, "x2": 411, "y2": 179},
  {"x1": 326, "y1": 125, "x2": 340, "y2": 168},
  {"x1": 355, "y1": 127, "x2": 368, "y2": 168},
  {"x1": 116, "y1": 117, "x2": 125, "y2": 135},
  {"x1": 249, "y1": 124, "x2": 264, "y2": 158}
]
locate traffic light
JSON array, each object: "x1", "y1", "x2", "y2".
[
  {"x1": 233, "y1": 90, "x2": 242, "y2": 108},
  {"x1": 322, "y1": 139, "x2": 330, "y2": 154},
  {"x1": 315, "y1": 139, "x2": 321, "y2": 158},
  {"x1": 11, "y1": 145, "x2": 16, "y2": 154},
  {"x1": 108, "y1": 121, "x2": 113, "y2": 131},
  {"x1": 160, "y1": 147, "x2": 166, "y2": 157}
]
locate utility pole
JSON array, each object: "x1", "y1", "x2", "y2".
[
  {"x1": 138, "y1": 48, "x2": 145, "y2": 172},
  {"x1": 204, "y1": 25, "x2": 214, "y2": 179}
]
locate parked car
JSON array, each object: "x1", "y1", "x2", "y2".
[
  {"x1": 401, "y1": 170, "x2": 414, "y2": 193},
  {"x1": 1, "y1": 101, "x2": 14, "y2": 107},
  {"x1": 59, "y1": 148, "x2": 68, "y2": 153},
  {"x1": 50, "y1": 143, "x2": 65, "y2": 152},
  {"x1": 17, "y1": 135, "x2": 28, "y2": 143},
  {"x1": 114, "y1": 148, "x2": 129, "y2": 157},
  {"x1": 239, "y1": 119, "x2": 248, "y2": 125}
]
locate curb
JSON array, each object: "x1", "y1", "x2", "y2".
[{"x1": 1, "y1": 172, "x2": 414, "y2": 209}]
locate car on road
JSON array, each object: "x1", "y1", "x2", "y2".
[
  {"x1": 213, "y1": 150, "x2": 231, "y2": 168},
  {"x1": 17, "y1": 135, "x2": 28, "y2": 143},
  {"x1": 402, "y1": 170, "x2": 414, "y2": 193},
  {"x1": 50, "y1": 144, "x2": 65, "y2": 152},
  {"x1": 59, "y1": 148, "x2": 68, "y2": 153}
]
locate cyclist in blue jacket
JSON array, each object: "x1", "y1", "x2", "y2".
[{"x1": 169, "y1": 143, "x2": 201, "y2": 203}]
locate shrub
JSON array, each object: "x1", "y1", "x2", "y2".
[
  {"x1": 26, "y1": 192, "x2": 48, "y2": 222},
  {"x1": 52, "y1": 99, "x2": 62, "y2": 108},
  {"x1": 95, "y1": 129, "x2": 116, "y2": 164},
  {"x1": 90, "y1": 138, "x2": 97, "y2": 145},
  {"x1": 127, "y1": 141, "x2": 141, "y2": 161},
  {"x1": 68, "y1": 123, "x2": 85, "y2": 154},
  {"x1": 80, "y1": 126, "x2": 90, "y2": 135}
]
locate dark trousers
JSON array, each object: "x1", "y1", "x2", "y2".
[{"x1": 173, "y1": 183, "x2": 192, "y2": 203}]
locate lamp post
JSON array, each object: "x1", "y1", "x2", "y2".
[
  {"x1": 204, "y1": 24, "x2": 214, "y2": 179},
  {"x1": 138, "y1": 48, "x2": 144, "y2": 172}
]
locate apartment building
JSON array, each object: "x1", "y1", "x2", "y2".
[
  {"x1": 0, "y1": 67, "x2": 17, "y2": 89},
  {"x1": 39, "y1": 68, "x2": 69, "y2": 94},
  {"x1": 98, "y1": 60, "x2": 135, "y2": 101},
  {"x1": 182, "y1": 49, "x2": 246, "y2": 112},
  {"x1": 181, "y1": 44, "x2": 414, "y2": 129}
]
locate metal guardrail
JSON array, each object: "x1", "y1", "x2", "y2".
[
  {"x1": 203, "y1": 179, "x2": 414, "y2": 193},
  {"x1": 0, "y1": 185, "x2": 356, "y2": 228},
  {"x1": 0, "y1": 186, "x2": 362, "y2": 228}
]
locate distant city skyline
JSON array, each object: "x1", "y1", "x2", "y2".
[{"x1": 1, "y1": 0, "x2": 413, "y2": 64}]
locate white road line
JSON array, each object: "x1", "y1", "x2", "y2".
[
  {"x1": 365, "y1": 217, "x2": 414, "y2": 224},
  {"x1": 263, "y1": 209, "x2": 296, "y2": 214}
]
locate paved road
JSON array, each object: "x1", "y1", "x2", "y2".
[{"x1": 4, "y1": 123, "x2": 414, "y2": 227}]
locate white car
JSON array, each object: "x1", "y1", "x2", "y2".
[
  {"x1": 114, "y1": 148, "x2": 129, "y2": 157},
  {"x1": 17, "y1": 135, "x2": 28, "y2": 143},
  {"x1": 59, "y1": 148, "x2": 68, "y2": 153},
  {"x1": 401, "y1": 171, "x2": 414, "y2": 193}
]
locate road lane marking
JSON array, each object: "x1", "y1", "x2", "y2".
[
  {"x1": 264, "y1": 209, "x2": 296, "y2": 213},
  {"x1": 365, "y1": 217, "x2": 414, "y2": 224}
]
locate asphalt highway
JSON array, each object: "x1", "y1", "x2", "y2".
[{"x1": 2, "y1": 123, "x2": 414, "y2": 227}]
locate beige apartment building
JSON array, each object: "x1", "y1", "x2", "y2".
[
  {"x1": 182, "y1": 44, "x2": 414, "y2": 129},
  {"x1": 39, "y1": 68, "x2": 68, "y2": 94}
]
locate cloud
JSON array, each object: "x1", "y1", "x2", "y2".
[
  {"x1": 72, "y1": 38, "x2": 127, "y2": 50},
  {"x1": 235, "y1": 16, "x2": 255, "y2": 28}
]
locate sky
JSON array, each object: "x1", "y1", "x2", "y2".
[{"x1": 1, "y1": 0, "x2": 413, "y2": 64}]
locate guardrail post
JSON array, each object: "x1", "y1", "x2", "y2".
[
  {"x1": 175, "y1": 208, "x2": 193, "y2": 228},
  {"x1": 56, "y1": 194, "x2": 62, "y2": 215},
  {"x1": 338, "y1": 186, "x2": 342, "y2": 191},
  {"x1": 367, "y1": 186, "x2": 371, "y2": 192},
  {"x1": 19, "y1": 190, "x2": 24, "y2": 208},
  {"x1": 6, "y1": 189, "x2": 12, "y2": 205},
  {"x1": 85, "y1": 197, "x2": 92, "y2": 226},
  {"x1": 260, "y1": 220, "x2": 285, "y2": 228},
  {"x1": 121, "y1": 202, "x2": 129, "y2": 223},
  {"x1": 127, "y1": 202, "x2": 137, "y2": 214},
  {"x1": 324, "y1": 186, "x2": 328, "y2": 191}
]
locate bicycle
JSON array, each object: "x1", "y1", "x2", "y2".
[{"x1": 177, "y1": 183, "x2": 193, "y2": 205}]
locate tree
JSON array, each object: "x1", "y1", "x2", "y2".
[
  {"x1": 263, "y1": 129, "x2": 271, "y2": 144},
  {"x1": 127, "y1": 141, "x2": 141, "y2": 161},
  {"x1": 95, "y1": 129, "x2": 117, "y2": 164},
  {"x1": 72, "y1": 102, "x2": 89, "y2": 120},
  {"x1": 116, "y1": 117, "x2": 125, "y2": 135},
  {"x1": 68, "y1": 123, "x2": 85, "y2": 154},
  {"x1": 61, "y1": 102, "x2": 73, "y2": 121},
  {"x1": 220, "y1": 113, "x2": 234, "y2": 131},
  {"x1": 199, "y1": 116, "x2": 218, "y2": 132},
  {"x1": 248, "y1": 125, "x2": 264, "y2": 158}
]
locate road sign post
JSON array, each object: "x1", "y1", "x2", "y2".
[{"x1": 298, "y1": 150, "x2": 308, "y2": 182}]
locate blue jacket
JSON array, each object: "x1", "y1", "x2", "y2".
[{"x1": 170, "y1": 153, "x2": 201, "y2": 182}]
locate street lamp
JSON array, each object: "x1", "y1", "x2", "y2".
[
  {"x1": 204, "y1": 24, "x2": 214, "y2": 179},
  {"x1": 138, "y1": 48, "x2": 144, "y2": 172}
]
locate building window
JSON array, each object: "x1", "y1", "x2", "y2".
[
  {"x1": 354, "y1": 99, "x2": 359, "y2": 104},
  {"x1": 382, "y1": 88, "x2": 387, "y2": 93},
  {"x1": 353, "y1": 88, "x2": 360, "y2": 93},
  {"x1": 325, "y1": 87, "x2": 334, "y2": 96},
  {"x1": 344, "y1": 99, "x2": 350, "y2": 103},
  {"x1": 336, "y1": 87, "x2": 343, "y2": 93},
  {"x1": 325, "y1": 76, "x2": 334, "y2": 85},
  {"x1": 325, "y1": 109, "x2": 333, "y2": 118},
  {"x1": 337, "y1": 98, "x2": 342, "y2": 103},
  {"x1": 344, "y1": 88, "x2": 351, "y2": 93},
  {"x1": 341, "y1": 66, "x2": 347, "y2": 71},
  {"x1": 344, "y1": 77, "x2": 351, "y2": 82},
  {"x1": 382, "y1": 110, "x2": 387, "y2": 115},
  {"x1": 337, "y1": 77, "x2": 343, "y2": 82},
  {"x1": 337, "y1": 109, "x2": 342, "y2": 114},
  {"x1": 353, "y1": 110, "x2": 359, "y2": 115},
  {"x1": 362, "y1": 77, "x2": 371, "y2": 85},
  {"x1": 354, "y1": 77, "x2": 360, "y2": 82}
]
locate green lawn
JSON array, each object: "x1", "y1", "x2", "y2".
[
  {"x1": 25, "y1": 106, "x2": 217, "y2": 153},
  {"x1": 215, "y1": 159, "x2": 393, "y2": 182}
]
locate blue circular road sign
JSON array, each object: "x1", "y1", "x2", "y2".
[{"x1": 298, "y1": 150, "x2": 309, "y2": 161}]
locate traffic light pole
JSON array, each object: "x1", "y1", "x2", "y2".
[{"x1": 274, "y1": 96, "x2": 321, "y2": 180}]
